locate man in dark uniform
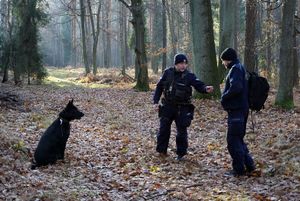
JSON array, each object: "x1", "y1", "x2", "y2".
[
  {"x1": 220, "y1": 48, "x2": 256, "y2": 176},
  {"x1": 153, "y1": 53, "x2": 214, "y2": 160}
]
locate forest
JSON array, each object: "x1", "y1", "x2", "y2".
[{"x1": 0, "y1": 0, "x2": 299, "y2": 200}]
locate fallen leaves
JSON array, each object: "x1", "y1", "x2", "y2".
[{"x1": 0, "y1": 69, "x2": 299, "y2": 200}]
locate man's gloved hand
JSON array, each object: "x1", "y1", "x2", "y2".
[{"x1": 205, "y1": 86, "x2": 214, "y2": 93}]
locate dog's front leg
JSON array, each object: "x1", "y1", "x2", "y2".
[{"x1": 57, "y1": 140, "x2": 67, "y2": 160}]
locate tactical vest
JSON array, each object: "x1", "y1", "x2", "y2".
[{"x1": 163, "y1": 67, "x2": 192, "y2": 104}]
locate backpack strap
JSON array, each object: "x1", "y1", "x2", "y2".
[
  {"x1": 164, "y1": 67, "x2": 189, "y2": 89},
  {"x1": 165, "y1": 67, "x2": 175, "y2": 91}
]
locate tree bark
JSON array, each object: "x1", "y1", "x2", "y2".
[
  {"x1": 120, "y1": 2, "x2": 126, "y2": 75},
  {"x1": 234, "y1": 0, "x2": 241, "y2": 50},
  {"x1": 190, "y1": 0, "x2": 220, "y2": 98},
  {"x1": 79, "y1": 0, "x2": 90, "y2": 75},
  {"x1": 131, "y1": 0, "x2": 149, "y2": 91},
  {"x1": 244, "y1": 0, "x2": 257, "y2": 72},
  {"x1": 166, "y1": 0, "x2": 177, "y2": 57},
  {"x1": 71, "y1": 0, "x2": 77, "y2": 67},
  {"x1": 104, "y1": 0, "x2": 111, "y2": 68},
  {"x1": 265, "y1": 1, "x2": 272, "y2": 79},
  {"x1": 1, "y1": 0, "x2": 9, "y2": 83},
  {"x1": 218, "y1": 0, "x2": 237, "y2": 82},
  {"x1": 162, "y1": 0, "x2": 167, "y2": 71},
  {"x1": 297, "y1": 0, "x2": 300, "y2": 87},
  {"x1": 275, "y1": 0, "x2": 297, "y2": 108},
  {"x1": 87, "y1": 0, "x2": 101, "y2": 75},
  {"x1": 119, "y1": 0, "x2": 149, "y2": 91},
  {"x1": 124, "y1": 9, "x2": 131, "y2": 67},
  {"x1": 150, "y1": 0, "x2": 162, "y2": 74},
  {"x1": 293, "y1": 24, "x2": 299, "y2": 87}
]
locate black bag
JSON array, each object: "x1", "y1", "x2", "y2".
[{"x1": 247, "y1": 71, "x2": 270, "y2": 111}]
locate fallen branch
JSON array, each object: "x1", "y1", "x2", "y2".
[
  {"x1": 0, "y1": 91, "x2": 19, "y2": 103},
  {"x1": 0, "y1": 90, "x2": 25, "y2": 111},
  {"x1": 123, "y1": 73, "x2": 135, "y2": 82},
  {"x1": 119, "y1": 72, "x2": 136, "y2": 83}
]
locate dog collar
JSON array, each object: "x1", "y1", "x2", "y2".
[{"x1": 59, "y1": 117, "x2": 69, "y2": 125}]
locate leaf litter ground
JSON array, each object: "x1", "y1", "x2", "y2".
[{"x1": 0, "y1": 68, "x2": 299, "y2": 200}]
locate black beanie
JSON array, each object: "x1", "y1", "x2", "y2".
[
  {"x1": 220, "y1": 48, "x2": 237, "y2": 61},
  {"x1": 174, "y1": 53, "x2": 188, "y2": 65}
]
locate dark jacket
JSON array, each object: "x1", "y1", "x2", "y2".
[
  {"x1": 153, "y1": 66, "x2": 207, "y2": 104},
  {"x1": 221, "y1": 59, "x2": 249, "y2": 111}
]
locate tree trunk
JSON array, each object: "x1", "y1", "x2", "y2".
[
  {"x1": 104, "y1": 0, "x2": 111, "y2": 68},
  {"x1": 166, "y1": 0, "x2": 177, "y2": 57},
  {"x1": 119, "y1": 0, "x2": 149, "y2": 90},
  {"x1": 87, "y1": 0, "x2": 101, "y2": 75},
  {"x1": 234, "y1": 0, "x2": 241, "y2": 50},
  {"x1": 297, "y1": 0, "x2": 300, "y2": 87},
  {"x1": 293, "y1": 26, "x2": 299, "y2": 87},
  {"x1": 71, "y1": 0, "x2": 77, "y2": 67},
  {"x1": 79, "y1": 0, "x2": 90, "y2": 75},
  {"x1": 1, "y1": 0, "x2": 9, "y2": 83},
  {"x1": 275, "y1": 0, "x2": 297, "y2": 108},
  {"x1": 292, "y1": 0, "x2": 300, "y2": 88},
  {"x1": 131, "y1": 0, "x2": 149, "y2": 91},
  {"x1": 244, "y1": 0, "x2": 257, "y2": 72},
  {"x1": 218, "y1": 0, "x2": 237, "y2": 82},
  {"x1": 2, "y1": 65, "x2": 8, "y2": 83},
  {"x1": 162, "y1": 0, "x2": 167, "y2": 71},
  {"x1": 150, "y1": 0, "x2": 162, "y2": 74},
  {"x1": 124, "y1": 9, "x2": 131, "y2": 67},
  {"x1": 2, "y1": 43, "x2": 9, "y2": 83},
  {"x1": 85, "y1": 15, "x2": 92, "y2": 68},
  {"x1": 190, "y1": 0, "x2": 220, "y2": 98},
  {"x1": 120, "y1": 2, "x2": 126, "y2": 75},
  {"x1": 265, "y1": 1, "x2": 272, "y2": 79},
  {"x1": 184, "y1": 2, "x2": 193, "y2": 69}
]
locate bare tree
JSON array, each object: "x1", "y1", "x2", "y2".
[
  {"x1": 150, "y1": 0, "x2": 162, "y2": 74},
  {"x1": 166, "y1": 0, "x2": 177, "y2": 57},
  {"x1": 103, "y1": 0, "x2": 111, "y2": 68},
  {"x1": 119, "y1": 0, "x2": 149, "y2": 91},
  {"x1": 120, "y1": 2, "x2": 126, "y2": 75},
  {"x1": 265, "y1": 1, "x2": 272, "y2": 79},
  {"x1": 79, "y1": 0, "x2": 90, "y2": 74},
  {"x1": 87, "y1": 0, "x2": 101, "y2": 75},
  {"x1": 70, "y1": 0, "x2": 77, "y2": 67}
]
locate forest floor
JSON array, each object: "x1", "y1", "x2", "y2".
[{"x1": 0, "y1": 67, "x2": 299, "y2": 201}]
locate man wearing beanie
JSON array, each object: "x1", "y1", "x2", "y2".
[
  {"x1": 153, "y1": 53, "x2": 214, "y2": 160},
  {"x1": 220, "y1": 47, "x2": 256, "y2": 176}
]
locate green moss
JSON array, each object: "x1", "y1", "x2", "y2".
[
  {"x1": 275, "y1": 99, "x2": 294, "y2": 110},
  {"x1": 134, "y1": 83, "x2": 150, "y2": 92}
]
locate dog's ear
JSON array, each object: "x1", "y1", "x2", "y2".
[{"x1": 67, "y1": 99, "x2": 74, "y2": 107}]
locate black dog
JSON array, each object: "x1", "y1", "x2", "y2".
[{"x1": 31, "y1": 100, "x2": 84, "y2": 169}]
